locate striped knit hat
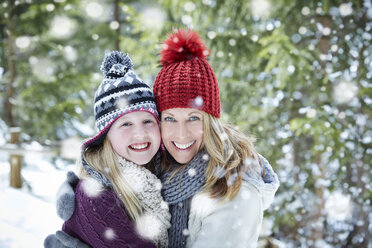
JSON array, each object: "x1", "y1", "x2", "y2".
[
  {"x1": 153, "y1": 29, "x2": 220, "y2": 118},
  {"x1": 83, "y1": 51, "x2": 159, "y2": 149}
]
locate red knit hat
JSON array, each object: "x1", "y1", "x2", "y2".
[{"x1": 153, "y1": 29, "x2": 220, "y2": 118}]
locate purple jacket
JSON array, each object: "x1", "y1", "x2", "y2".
[{"x1": 62, "y1": 180, "x2": 155, "y2": 248}]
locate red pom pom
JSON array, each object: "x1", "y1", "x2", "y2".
[{"x1": 160, "y1": 29, "x2": 209, "y2": 66}]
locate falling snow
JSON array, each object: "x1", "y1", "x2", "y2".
[
  {"x1": 191, "y1": 96, "x2": 204, "y2": 109},
  {"x1": 325, "y1": 192, "x2": 352, "y2": 221},
  {"x1": 117, "y1": 98, "x2": 129, "y2": 110},
  {"x1": 188, "y1": 168, "x2": 197, "y2": 177},
  {"x1": 49, "y1": 16, "x2": 76, "y2": 39},
  {"x1": 202, "y1": 154, "x2": 209, "y2": 161},
  {"x1": 182, "y1": 229, "x2": 190, "y2": 236},
  {"x1": 136, "y1": 214, "x2": 162, "y2": 240},
  {"x1": 104, "y1": 228, "x2": 117, "y2": 240},
  {"x1": 333, "y1": 81, "x2": 358, "y2": 104},
  {"x1": 240, "y1": 189, "x2": 251, "y2": 200},
  {"x1": 86, "y1": 3, "x2": 103, "y2": 19},
  {"x1": 1, "y1": 1, "x2": 371, "y2": 247},
  {"x1": 160, "y1": 201, "x2": 169, "y2": 210},
  {"x1": 81, "y1": 177, "x2": 103, "y2": 198}
]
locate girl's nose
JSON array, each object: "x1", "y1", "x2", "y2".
[{"x1": 132, "y1": 124, "x2": 147, "y2": 138}]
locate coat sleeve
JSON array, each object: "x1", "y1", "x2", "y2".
[
  {"x1": 62, "y1": 181, "x2": 156, "y2": 248},
  {"x1": 188, "y1": 183, "x2": 263, "y2": 248}
]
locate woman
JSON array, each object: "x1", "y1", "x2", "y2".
[
  {"x1": 153, "y1": 29, "x2": 279, "y2": 247},
  {"x1": 46, "y1": 29, "x2": 279, "y2": 248}
]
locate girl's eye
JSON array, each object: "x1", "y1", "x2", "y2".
[
  {"x1": 163, "y1": 116, "x2": 175, "y2": 122},
  {"x1": 144, "y1": 119, "x2": 154, "y2": 124},
  {"x1": 189, "y1": 116, "x2": 200, "y2": 121},
  {"x1": 122, "y1": 122, "x2": 131, "y2": 127}
]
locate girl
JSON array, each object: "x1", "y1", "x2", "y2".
[{"x1": 44, "y1": 51, "x2": 170, "y2": 248}]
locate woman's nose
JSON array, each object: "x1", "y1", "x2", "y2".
[{"x1": 176, "y1": 122, "x2": 189, "y2": 139}]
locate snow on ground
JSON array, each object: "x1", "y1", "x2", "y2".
[{"x1": 0, "y1": 150, "x2": 75, "y2": 248}]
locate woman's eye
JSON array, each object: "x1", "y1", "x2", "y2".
[
  {"x1": 189, "y1": 116, "x2": 200, "y2": 121},
  {"x1": 122, "y1": 122, "x2": 131, "y2": 127},
  {"x1": 163, "y1": 116, "x2": 175, "y2": 122}
]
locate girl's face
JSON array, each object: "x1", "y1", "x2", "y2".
[
  {"x1": 107, "y1": 111, "x2": 160, "y2": 165},
  {"x1": 161, "y1": 108, "x2": 204, "y2": 164}
]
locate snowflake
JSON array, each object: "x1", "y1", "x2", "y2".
[
  {"x1": 325, "y1": 192, "x2": 352, "y2": 221},
  {"x1": 191, "y1": 96, "x2": 204, "y2": 109},
  {"x1": 240, "y1": 189, "x2": 251, "y2": 200},
  {"x1": 117, "y1": 98, "x2": 129, "y2": 110},
  {"x1": 333, "y1": 81, "x2": 358, "y2": 104},
  {"x1": 188, "y1": 168, "x2": 196, "y2": 176},
  {"x1": 154, "y1": 181, "x2": 163, "y2": 191},
  {"x1": 339, "y1": 3, "x2": 353, "y2": 16},
  {"x1": 182, "y1": 229, "x2": 190, "y2": 236},
  {"x1": 202, "y1": 154, "x2": 209, "y2": 161},
  {"x1": 81, "y1": 177, "x2": 103, "y2": 197},
  {"x1": 136, "y1": 214, "x2": 161, "y2": 240},
  {"x1": 124, "y1": 174, "x2": 144, "y2": 193},
  {"x1": 160, "y1": 201, "x2": 169, "y2": 210},
  {"x1": 104, "y1": 228, "x2": 116, "y2": 240}
]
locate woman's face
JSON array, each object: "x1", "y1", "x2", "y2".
[
  {"x1": 161, "y1": 108, "x2": 204, "y2": 164},
  {"x1": 107, "y1": 111, "x2": 160, "y2": 165}
]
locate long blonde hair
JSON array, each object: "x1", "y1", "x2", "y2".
[
  {"x1": 202, "y1": 112, "x2": 263, "y2": 202},
  {"x1": 162, "y1": 111, "x2": 263, "y2": 202},
  {"x1": 77, "y1": 138, "x2": 142, "y2": 221}
]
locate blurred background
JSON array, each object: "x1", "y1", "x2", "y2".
[{"x1": 0, "y1": 0, "x2": 371, "y2": 247}]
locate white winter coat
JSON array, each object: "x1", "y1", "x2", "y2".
[{"x1": 186, "y1": 155, "x2": 279, "y2": 248}]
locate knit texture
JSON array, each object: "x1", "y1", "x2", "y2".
[
  {"x1": 153, "y1": 29, "x2": 220, "y2": 118},
  {"x1": 117, "y1": 156, "x2": 171, "y2": 248},
  {"x1": 64, "y1": 155, "x2": 170, "y2": 248},
  {"x1": 160, "y1": 150, "x2": 208, "y2": 248},
  {"x1": 62, "y1": 180, "x2": 156, "y2": 248},
  {"x1": 83, "y1": 51, "x2": 158, "y2": 148}
]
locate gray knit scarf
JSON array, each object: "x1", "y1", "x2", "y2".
[{"x1": 159, "y1": 150, "x2": 208, "y2": 248}]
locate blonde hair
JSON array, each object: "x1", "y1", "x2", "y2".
[
  {"x1": 162, "y1": 111, "x2": 263, "y2": 202},
  {"x1": 78, "y1": 138, "x2": 142, "y2": 221},
  {"x1": 202, "y1": 112, "x2": 263, "y2": 202}
]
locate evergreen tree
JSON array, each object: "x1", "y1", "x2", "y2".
[
  {"x1": 0, "y1": 0, "x2": 371, "y2": 246},
  {"x1": 0, "y1": 0, "x2": 162, "y2": 143}
]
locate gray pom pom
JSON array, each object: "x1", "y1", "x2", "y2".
[
  {"x1": 100, "y1": 51, "x2": 133, "y2": 77},
  {"x1": 56, "y1": 179, "x2": 76, "y2": 221}
]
